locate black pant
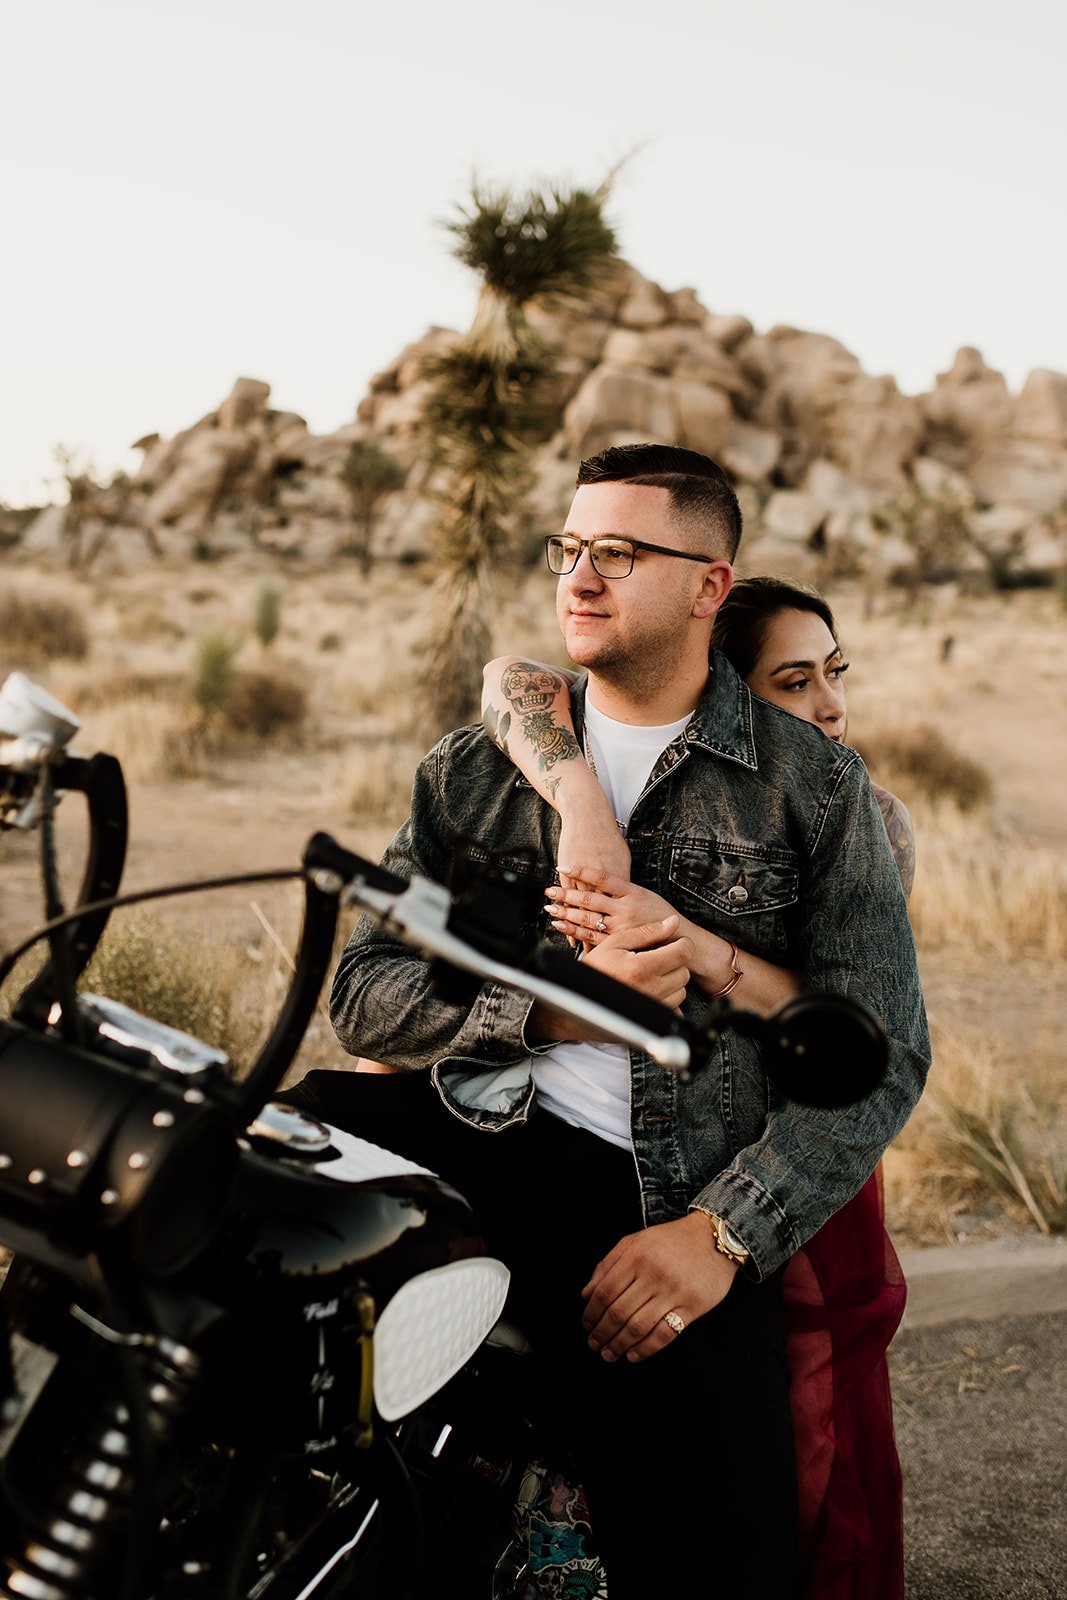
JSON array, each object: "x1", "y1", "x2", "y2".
[{"x1": 286, "y1": 1070, "x2": 798, "y2": 1597}]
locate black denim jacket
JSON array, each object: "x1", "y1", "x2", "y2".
[{"x1": 330, "y1": 652, "x2": 930, "y2": 1280}]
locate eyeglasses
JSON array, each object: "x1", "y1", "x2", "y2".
[{"x1": 544, "y1": 534, "x2": 715, "y2": 580}]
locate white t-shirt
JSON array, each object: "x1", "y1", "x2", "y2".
[{"x1": 531, "y1": 698, "x2": 693, "y2": 1149}]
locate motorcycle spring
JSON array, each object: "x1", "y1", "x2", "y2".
[{"x1": 1, "y1": 1336, "x2": 201, "y2": 1600}]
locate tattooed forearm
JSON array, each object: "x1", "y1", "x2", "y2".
[
  {"x1": 497, "y1": 660, "x2": 581, "y2": 773},
  {"x1": 520, "y1": 711, "x2": 580, "y2": 773}
]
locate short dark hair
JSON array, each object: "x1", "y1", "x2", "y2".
[
  {"x1": 711, "y1": 576, "x2": 838, "y2": 679},
  {"x1": 576, "y1": 443, "x2": 742, "y2": 561}
]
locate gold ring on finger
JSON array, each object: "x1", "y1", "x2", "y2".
[{"x1": 663, "y1": 1310, "x2": 685, "y2": 1336}]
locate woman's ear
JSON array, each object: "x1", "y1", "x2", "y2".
[{"x1": 691, "y1": 561, "x2": 733, "y2": 620}]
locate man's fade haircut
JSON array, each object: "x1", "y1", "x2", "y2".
[{"x1": 575, "y1": 442, "x2": 742, "y2": 562}]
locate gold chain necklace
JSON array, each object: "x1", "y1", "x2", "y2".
[{"x1": 583, "y1": 732, "x2": 627, "y2": 836}]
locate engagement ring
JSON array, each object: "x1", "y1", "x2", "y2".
[{"x1": 663, "y1": 1310, "x2": 685, "y2": 1336}]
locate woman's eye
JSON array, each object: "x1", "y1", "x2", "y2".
[
  {"x1": 784, "y1": 678, "x2": 809, "y2": 692},
  {"x1": 830, "y1": 662, "x2": 851, "y2": 680}
]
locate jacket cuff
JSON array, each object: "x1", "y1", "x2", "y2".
[
  {"x1": 473, "y1": 981, "x2": 539, "y2": 1055},
  {"x1": 689, "y1": 1168, "x2": 800, "y2": 1282}
]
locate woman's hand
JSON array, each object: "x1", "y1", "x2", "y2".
[{"x1": 546, "y1": 869, "x2": 673, "y2": 944}]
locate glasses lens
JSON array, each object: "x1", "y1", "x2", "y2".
[
  {"x1": 590, "y1": 539, "x2": 635, "y2": 578},
  {"x1": 546, "y1": 536, "x2": 578, "y2": 573}
]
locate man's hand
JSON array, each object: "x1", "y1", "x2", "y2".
[
  {"x1": 527, "y1": 915, "x2": 692, "y2": 1043},
  {"x1": 581, "y1": 1212, "x2": 740, "y2": 1363}
]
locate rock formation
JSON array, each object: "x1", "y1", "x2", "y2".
[{"x1": 18, "y1": 262, "x2": 1067, "y2": 584}]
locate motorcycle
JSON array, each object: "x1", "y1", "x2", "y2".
[{"x1": 0, "y1": 671, "x2": 886, "y2": 1599}]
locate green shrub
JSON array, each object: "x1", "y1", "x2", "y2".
[
  {"x1": 253, "y1": 582, "x2": 284, "y2": 648},
  {"x1": 190, "y1": 628, "x2": 242, "y2": 715}
]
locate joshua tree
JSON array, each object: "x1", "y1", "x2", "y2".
[
  {"x1": 338, "y1": 441, "x2": 408, "y2": 573},
  {"x1": 419, "y1": 181, "x2": 617, "y2": 738}
]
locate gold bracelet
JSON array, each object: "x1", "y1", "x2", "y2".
[{"x1": 709, "y1": 941, "x2": 743, "y2": 997}]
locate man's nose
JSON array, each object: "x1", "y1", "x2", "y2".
[{"x1": 567, "y1": 546, "x2": 605, "y2": 591}]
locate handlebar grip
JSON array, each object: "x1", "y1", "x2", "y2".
[{"x1": 304, "y1": 832, "x2": 408, "y2": 897}]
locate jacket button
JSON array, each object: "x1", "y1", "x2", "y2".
[{"x1": 727, "y1": 884, "x2": 749, "y2": 905}]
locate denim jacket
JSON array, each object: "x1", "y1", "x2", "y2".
[{"x1": 330, "y1": 652, "x2": 930, "y2": 1280}]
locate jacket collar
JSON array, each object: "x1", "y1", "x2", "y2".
[{"x1": 571, "y1": 650, "x2": 758, "y2": 772}]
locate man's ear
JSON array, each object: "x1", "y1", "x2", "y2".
[{"x1": 691, "y1": 561, "x2": 733, "y2": 620}]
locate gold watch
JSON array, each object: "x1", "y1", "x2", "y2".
[{"x1": 705, "y1": 1212, "x2": 750, "y2": 1267}]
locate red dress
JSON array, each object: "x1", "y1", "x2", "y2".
[
  {"x1": 785, "y1": 784, "x2": 913, "y2": 1599},
  {"x1": 784, "y1": 1167, "x2": 906, "y2": 1598}
]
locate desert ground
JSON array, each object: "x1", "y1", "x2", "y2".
[{"x1": 2, "y1": 556, "x2": 1065, "y2": 1248}]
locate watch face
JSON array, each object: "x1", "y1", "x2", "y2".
[{"x1": 717, "y1": 1219, "x2": 749, "y2": 1260}]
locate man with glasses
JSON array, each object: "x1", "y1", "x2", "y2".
[{"x1": 321, "y1": 443, "x2": 929, "y2": 1596}]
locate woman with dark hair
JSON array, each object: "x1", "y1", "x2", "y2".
[{"x1": 479, "y1": 575, "x2": 912, "y2": 1600}]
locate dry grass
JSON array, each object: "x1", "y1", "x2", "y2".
[
  {"x1": 343, "y1": 737, "x2": 422, "y2": 820},
  {"x1": 0, "y1": 587, "x2": 89, "y2": 666},
  {"x1": 885, "y1": 1022, "x2": 1066, "y2": 1244},
  {"x1": 226, "y1": 666, "x2": 307, "y2": 737},
  {"x1": 855, "y1": 724, "x2": 993, "y2": 812},
  {"x1": 906, "y1": 801, "x2": 1067, "y2": 959},
  {"x1": 81, "y1": 910, "x2": 260, "y2": 1064}
]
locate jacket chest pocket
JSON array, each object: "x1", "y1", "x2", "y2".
[{"x1": 668, "y1": 842, "x2": 799, "y2": 956}]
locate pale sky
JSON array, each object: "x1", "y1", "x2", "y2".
[{"x1": 3, "y1": 0, "x2": 1064, "y2": 506}]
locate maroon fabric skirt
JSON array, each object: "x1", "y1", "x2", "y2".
[{"x1": 784, "y1": 1165, "x2": 906, "y2": 1600}]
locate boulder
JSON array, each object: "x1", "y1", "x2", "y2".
[
  {"x1": 822, "y1": 375, "x2": 922, "y2": 487},
  {"x1": 670, "y1": 382, "x2": 733, "y2": 457},
  {"x1": 969, "y1": 443, "x2": 1067, "y2": 513},
  {"x1": 562, "y1": 365, "x2": 678, "y2": 457},
  {"x1": 720, "y1": 421, "x2": 781, "y2": 484},
  {"x1": 601, "y1": 327, "x2": 687, "y2": 374},
  {"x1": 527, "y1": 305, "x2": 615, "y2": 365},
  {"x1": 617, "y1": 278, "x2": 669, "y2": 330},
  {"x1": 912, "y1": 456, "x2": 974, "y2": 504},
  {"x1": 665, "y1": 287, "x2": 706, "y2": 325},
  {"x1": 736, "y1": 534, "x2": 822, "y2": 582},
  {"x1": 703, "y1": 313, "x2": 753, "y2": 352},
  {"x1": 19, "y1": 504, "x2": 67, "y2": 555},
  {"x1": 922, "y1": 349, "x2": 1013, "y2": 466},
  {"x1": 671, "y1": 337, "x2": 749, "y2": 397},
  {"x1": 145, "y1": 429, "x2": 255, "y2": 527},
  {"x1": 217, "y1": 377, "x2": 271, "y2": 432},
  {"x1": 761, "y1": 490, "x2": 824, "y2": 543},
  {"x1": 1014, "y1": 369, "x2": 1067, "y2": 448}
]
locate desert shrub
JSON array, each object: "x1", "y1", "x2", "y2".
[
  {"x1": 853, "y1": 724, "x2": 993, "y2": 812},
  {"x1": 190, "y1": 628, "x2": 242, "y2": 715},
  {"x1": 886, "y1": 1027, "x2": 1066, "y2": 1242},
  {"x1": 0, "y1": 590, "x2": 89, "y2": 666},
  {"x1": 253, "y1": 581, "x2": 284, "y2": 648},
  {"x1": 82, "y1": 911, "x2": 258, "y2": 1064},
  {"x1": 226, "y1": 667, "x2": 307, "y2": 737}
]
